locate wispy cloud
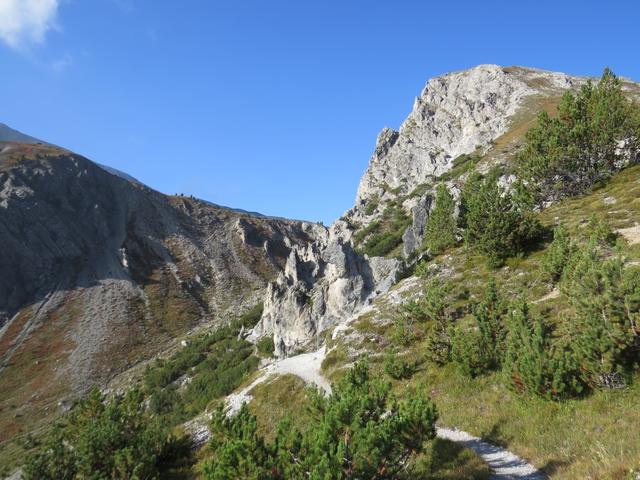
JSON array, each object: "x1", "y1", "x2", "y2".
[
  {"x1": 51, "y1": 52, "x2": 72, "y2": 72},
  {"x1": 0, "y1": 0, "x2": 60, "y2": 50},
  {"x1": 111, "y1": 0, "x2": 134, "y2": 14}
]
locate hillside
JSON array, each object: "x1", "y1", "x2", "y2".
[
  {"x1": 2, "y1": 64, "x2": 640, "y2": 479},
  {"x1": 0, "y1": 140, "x2": 321, "y2": 463}
]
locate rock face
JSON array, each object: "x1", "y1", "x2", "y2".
[
  {"x1": 0, "y1": 141, "x2": 319, "y2": 442},
  {"x1": 353, "y1": 65, "x2": 578, "y2": 208},
  {"x1": 256, "y1": 66, "x2": 598, "y2": 353},
  {"x1": 401, "y1": 194, "x2": 433, "y2": 258},
  {"x1": 253, "y1": 221, "x2": 399, "y2": 356}
]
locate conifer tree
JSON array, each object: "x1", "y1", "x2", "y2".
[
  {"x1": 450, "y1": 279, "x2": 506, "y2": 377},
  {"x1": 423, "y1": 183, "x2": 457, "y2": 254},
  {"x1": 502, "y1": 301, "x2": 582, "y2": 399},
  {"x1": 539, "y1": 223, "x2": 575, "y2": 282},
  {"x1": 460, "y1": 170, "x2": 540, "y2": 268},
  {"x1": 517, "y1": 68, "x2": 640, "y2": 202},
  {"x1": 416, "y1": 280, "x2": 455, "y2": 364},
  {"x1": 562, "y1": 246, "x2": 640, "y2": 388},
  {"x1": 24, "y1": 389, "x2": 183, "y2": 480}
]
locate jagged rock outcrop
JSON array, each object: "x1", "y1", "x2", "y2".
[
  {"x1": 260, "y1": 66, "x2": 629, "y2": 354},
  {"x1": 252, "y1": 221, "x2": 400, "y2": 356},
  {"x1": 254, "y1": 66, "x2": 582, "y2": 354},
  {"x1": 401, "y1": 194, "x2": 433, "y2": 258},
  {"x1": 353, "y1": 65, "x2": 578, "y2": 209}
]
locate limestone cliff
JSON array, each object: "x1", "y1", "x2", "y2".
[
  {"x1": 251, "y1": 221, "x2": 399, "y2": 356},
  {"x1": 255, "y1": 65, "x2": 617, "y2": 355}
]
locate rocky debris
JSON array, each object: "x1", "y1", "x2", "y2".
[
  {"x1": 533, "y1": 288, "x2": 561, "y2": 304},
  {"x1": 618, "y1": 224, "x2": 640, "y2": 245},
  {"x1": 615, "y1": 138, "x2": 639, "y2": 168},
  {"x1": 0, "y1": 142, "x2": 317, "y2": 403},
  {"x1": 226, "y1": 346, "x2": 330, "y2": 416},
  {"x1": 252, "y1": 221, "x2": 400, "y2": 356}
]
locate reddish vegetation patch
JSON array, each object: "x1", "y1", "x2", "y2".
[
  {"x1": 0, "y1": 142, "x2": 69, "y2": 170},
  {"x1": 0, "y1": 294, "x2": 78, "y2": 446},
  {"x1": 0, "y1": 307, "x2": 33, "y2": 360}
]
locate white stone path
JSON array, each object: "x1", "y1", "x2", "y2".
[{"x1": 192, "y1": 345, "x2": 548, "y2": 479}]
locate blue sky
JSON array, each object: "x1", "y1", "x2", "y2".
[{"x1": 1, "y1": 0, "x2": 639, "y2": 223}]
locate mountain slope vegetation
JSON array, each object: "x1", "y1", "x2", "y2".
[{"x1": 2, "y1": 65, "x2": 640, "y2": 479}]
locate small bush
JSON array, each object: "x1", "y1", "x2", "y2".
[
  {"x1": 450, "y1": 280, "x2": 507, "y2": 377},
  {"x1": 363, "y1": 230, "x2": 405, "y2": 257},
  {"x1": 356, "y1": 204, "x2": 412, "y2": 258},
  {"x1": 438, "y1": 153, "x2": 482, "y2": 182},
  {"x1": 503, "y1": 301, "x2": 583, "y2": 399},
  {"x1": 423, "y1": 184, "x2": 457, "y2": 255},
  {"x1": 460, "y1": 170, "x2": 541, "y2": 268},
  {"x1": 450, "y1": 327, "x2": 490, "y2": 378},
  {"x1": 425, "y1": 324, "x2": 453, "y2": 365},
  {"x1": 585, "y1": 214, "x2": 618, "y2": 246},
  {"x1": 256, "y1": 335, "x2": 275, "y2": 357},
  {"x1": 562, "y1": 246, "x2": 640, "y2": 389},
  {"x1": 389, "y1": 321, "x2": 415, "y2": 347},
  {"x1": 384, "y1": 348, "x2": 415, "y2": 380},
  {"x1": 23, "y1": 389, "x2": 188, "y2": 480},
  {"x1": 364, "y1": 196, "x2": 379, "y2": 215},
  {"x1": 539, "y1": 224, "x2": 575, "y2": 282}
]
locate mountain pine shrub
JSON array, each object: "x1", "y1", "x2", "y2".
[
  {"x1": 503, "y1": 301, "x2": 583, "y2": 399},
  {"x1": 383, "y1": 348, "x2": 415, "y2": 380},
  {"x1": 423, "y1": 183, "x2": 457, "y2": 255},
  {"x1": 517, "y1": 68, "x2": 640, "y2": 202},
  {"x1": 450, "y1": 279, "x2": 506, "y2": 377},
  {"x1": 412, "y1": 280, "x2": 456, "y2": 364},
  {"x1": 460, "y1": 170, "x2": 541, "y2": 268},
  {"x1": 201, "y1": 360, "x2": 438, "y2": 479},
  {"x1": 585, "y1": 214, "x2": 618, "y2": 246},
  {"x1": 539, "y1": 223, "x2": 575, "y2": 282},
  {"x1": 23, "y1": 389, "x2": 188, "y2": 480},
  {"x1": 450, "y1": 326, "x2": 489, "y2": 378},
  {"x1": 562, "y1": 245, "x2": 640, "y2": 388}
]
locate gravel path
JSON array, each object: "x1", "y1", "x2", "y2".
[
  {"x1": 220, "y1": 346, "x2": 547, "y2": 479},
  {"x1": 437, "y1": 427, "x2": 546, "y2": 479},
  {"x1": 225, "y1": 347, "x2": 329, "y2": 416}
]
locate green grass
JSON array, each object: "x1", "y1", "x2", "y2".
[
  {"x1": 247, "y1": 374, "x2": 310, "y2": 441},
  {"x1": 322, "y1": 165, "x2": 640, "y2": 479},
  {"x1": 248, "y1": 375, "x2": 491, "y2": 480},
  {"x1": 424, "y1": 438, "x2": 491, "y2": 480},
  {"x1": 407, "y1": 364, "x2": 640, "y2": 479},
  {"x1": 353, "y1": 203, "x2": 412, "y2": 258},
  {"x1": 438, "y1": 153, "x2": 482, "y2": 182}
]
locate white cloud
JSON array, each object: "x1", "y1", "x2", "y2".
[
  {"x1": 51, "y1": 52, "x2": 72, "y2": 72},
  {"x1": 0, "y1": 0, "x2": 59, "y2": 50},
  {"x1": 111, "y1": 0, "x2": 134, "y2": 14}
]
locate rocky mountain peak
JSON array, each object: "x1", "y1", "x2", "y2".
[
  {"x1": 255, "y1": 65, "x2": 591, "y2": 356},
  {"x1": 353, "y1": 65, "x2": 579, "y2": 212}
]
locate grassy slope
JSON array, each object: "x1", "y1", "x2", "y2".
[
  {"x1": 247, "y1": 374, "x2": 491, "y2": 479},
  {"x1": 322, "y1": 165, "x2": 640, "y2": 479}
]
